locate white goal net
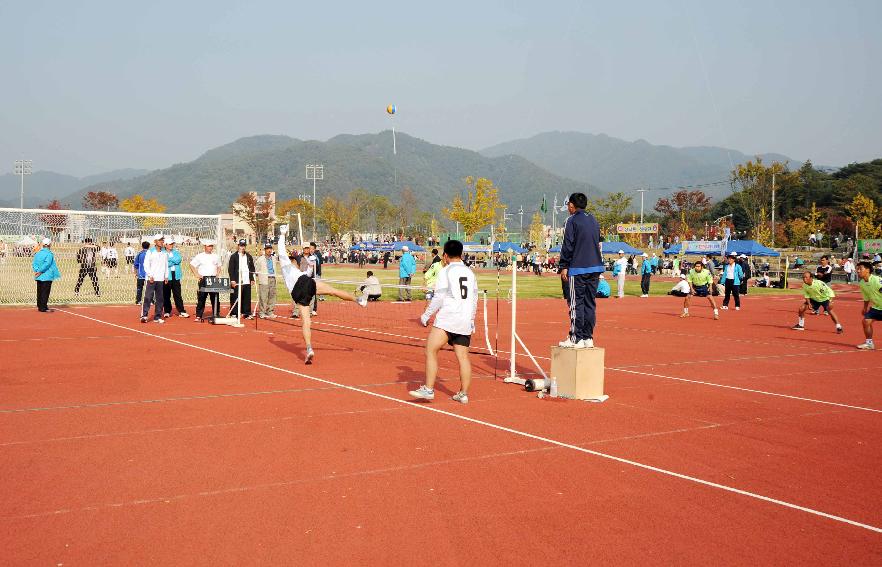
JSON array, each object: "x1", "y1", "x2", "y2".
[{"x1": 0, "y1": 208, "x2": 225, "y2": 306}]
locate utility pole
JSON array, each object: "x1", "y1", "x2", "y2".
[{"x1": 518, "y1": 206, "x2": 524, "y2": 239}]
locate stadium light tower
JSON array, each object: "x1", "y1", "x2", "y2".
[
  {"x1": 305, "y1": 164, "x2": 323, "y2": 241},
  {"x1": 635, "y1": 188, "x2": 648, "y2": 223},
  {"x1": 14, "y1": 159, "x2": 32, "y2": 236}
]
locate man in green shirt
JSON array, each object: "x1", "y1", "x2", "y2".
[
  {"x1": 856, "y1": 261, "x2": 882, "y2": 350},
  {"x1": 791, "y1": 271, "x2": 843, "y2": 334},
  {"x1": 680, "y1": 260, "x2": 719, "y2": 320}
]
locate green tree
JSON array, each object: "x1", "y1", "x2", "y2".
[
  {"x1": 587, "y1": 191, "x2": 633, "y2": 234},
  {"x1": 319, "y1": 195, "x2": 355, "y2": 240},
  {"x1": 527, "y1": 212, "x2": 545, "y2": 250},
  {"x1": 277, "y1": 197, "x2": 315, "y2": 236},
  {"x1": 848, "y1": 193, "x2": 882, "y2": 239},
  {"x1": 730, "y1": 159, "x2": 795, "y2": 232},
  {"x1": 443, "y1": 176, "x2": 505, "y2": 239}
]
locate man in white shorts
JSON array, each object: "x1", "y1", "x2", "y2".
[
  {"x1": 277, "y1": 225, "x2": 366, "y2": 364},
  {"x1": 613, "y1": 250, "x2": 628, "y2": 298},
  {"x1": 410, "y1": 240, "x2": 478, "y2": 404}
]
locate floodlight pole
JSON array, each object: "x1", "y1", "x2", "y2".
[
  {"x1": 771, "y1": 173, "x2": 776, "y2": 246},
  {"x1": 518, "y1": 206, "x2": 524, "y2": 238},
  {"x1": 636, "y1": 189, "x2": 648, "y2": 223},
  {"x1": 14, "y1": 159, "x2": 33, "y2": 236},
  {"x1": 305, "y1": 164, "x2": 324, "y2": 242}
]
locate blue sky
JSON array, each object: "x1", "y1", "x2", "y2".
[{"x1": 1, "y1": 0, "x2": 879, "y2": 176}]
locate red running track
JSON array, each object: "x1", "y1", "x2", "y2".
[{"x1": 1, "y1": 290, "x2": 881, "y2": 565}]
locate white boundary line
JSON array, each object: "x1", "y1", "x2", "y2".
[
  {"x1": 610, "y1": 368, "x2": 882, "y2": 414},
  {"x1": 53, "y1": 308, "x2": 882, "y2": 534}
]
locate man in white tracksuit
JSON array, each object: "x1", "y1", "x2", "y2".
[{"x1": 613, "y1": 250, "x2": 628, "y2": 299}]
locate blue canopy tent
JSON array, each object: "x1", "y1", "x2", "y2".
[
  {"x1": 724, "y1": 240, "x2": 780, "y2": 257},
  {"x1": 549, "y1": 242, "x2": 641, "y2": 255},
  {"x1": 390, "y1": 241, "x2": 425, "y2": 252},
  {"x1": 350, "y1": 241, "x2": 425, "y2": 252},
  {"x1": 493, "y1": 241, "x2": 527, "y2": 253},
  {"x1": 665, "y1": 240, "x2": 780, "y2": 257}
]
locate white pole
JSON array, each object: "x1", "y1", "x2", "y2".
[
  {"x1": 297, "y1": 213, "x2": 304, "y2": 248},
  {"x1": 509, "y1": 257, "x2": 517, "y2": 380},
  {"x1": 312, "y1": 176, "x2": 317, "y2": 243},
  {"x1": 237, "y1": 265, "x2": 243, "y2": 325},
  {"x1": 771, "y1": 173, "x2": 776, "y2": 246}
]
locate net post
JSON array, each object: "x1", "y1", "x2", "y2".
[
  {"x1": 504, "y1": 256, "x2": 523, "y2": 384},
  {"x1": 482, "y1": 290, "x2": 494, "y2": 356}
]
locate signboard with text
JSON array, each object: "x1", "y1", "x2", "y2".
[
  {"x1": 616, "y1": 223, "x2": 659, "y2": 234},
  {"x1": 858, "y1": 239, "x2": 882, "y2": 254},
  {"x1": 682, "y1": 240, "x2": 724, "y2": 254}
]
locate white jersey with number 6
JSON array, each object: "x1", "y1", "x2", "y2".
[{"x1": 424, "y1": 261, "x2": 479, "y2": 336}]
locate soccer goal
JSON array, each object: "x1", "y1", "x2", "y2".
[{"x1": 0, "y1": 207, "x2": 225, "y2": 306}]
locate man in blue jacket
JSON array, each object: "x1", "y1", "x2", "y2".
[
  {"x1": 640, "y1": 252, "x2": 652, "y2": 297},
  {"x1": 721, "y1": 251, "x2": 745, "y2": 310},
  {"x1": 558, "y1": 192, "x2": 604, "y2": 348},
  {"x1": 398, "y1": 245, "x2": 417, "y2": 302},
  {"x1": 32, "y1": 237, "x2": 61, "y2": 312},
  {"x1": 133, "y1": 241, "x2": 149, "y2": 304},
  {"x1": 162, "y1": 238, "x2": 189, "y2": 318}
]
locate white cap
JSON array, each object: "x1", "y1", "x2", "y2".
[
  {"x1": 599, "y1": 273, "x2": 605, "y2": 279},
  {"x1": 202, "y1": 239, "x2": 216, "y2": 246},
  {"x1": 166, "y1": 237, "x2": 175, "y2": 244},
  {"x1": 42, "y1": 237, "x2": 51, "y2": 245},
  {"x1": 679, "y1": 274, "x2": 687, "y2": 279},
  {"x1": 153, "y1": 233, "x2": 164, "y2": 241},
  {"x1": 618, "y1": 250, "x2": 624, "y2": 254},
  {"x1": 641, "y1": 252, "x2": 648, "y2": 257},
  {"x1": 402, "y1": 245, "x2": 409, "y2": 252}
]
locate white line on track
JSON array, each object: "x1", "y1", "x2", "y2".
[
  {"x1": 609, "y1": 368, "x2": 882, "y2": 414},
  {"x1": 54, "y1": 308, "x2": 882, "y2": 534}
]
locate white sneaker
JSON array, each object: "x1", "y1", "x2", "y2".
[
  {"x1": 721, "y1": 306, "x2": 728, "y2": 310},
  {"x1": 558, "y1": 337, "x2": 579, "y2": 348},
  {"x1": 735, "y1": 307, "x2": 740, "y2": 311},
  {"x1": 582, "y1": 338, "x2": 594, "y2": 348},
  {"x1": 154, "y1": 318, "x2": 165, "y2": 324},
  {"x1": 857, "y1": 343, "x2": 875, "y2": 350},
  {"x1": 357, "y1": 296, "x2": 368, "y2": 307},
  {"x1": 452, "y1": 391, "x2": 469, "y2": 404},
  {"x1": 409, "y1": 385, "x2": 434, "y2": 400},
  {"x1": 311, "y1": 310, "x2": 317, "y2": 316},
  {"x1": 640, "y1": 294, "x2": 649, "y2": 298},
  {"x1": 179, "y1": 312, "x2": 189, "y2": 318},
  {"x1": 305, "y1": 347, "x2": 315, "y2": 364},
  {"x1": 268, "y1": 313, "x2": 277, "y2": 318}
]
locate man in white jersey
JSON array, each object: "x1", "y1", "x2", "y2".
[
  {"x1": 277, "y1": 225, "x2": 366, "y2": 364},
  {"x1": 409, "y1": 240, "x2": 478, "y2": 404},
  {"x1": 613, "y1": 250, "x2": 628, "y2": 298}
]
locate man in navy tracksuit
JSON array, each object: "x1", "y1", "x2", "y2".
[{"x1": 558, "y1": 192, "x2": 605, "y2": 348}]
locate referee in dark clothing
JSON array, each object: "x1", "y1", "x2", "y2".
[{"x1": 558, "y1": 192, "x2": 605, "y2": 349}]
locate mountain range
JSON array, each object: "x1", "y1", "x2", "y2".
[
  {"x1": 5, "y1": 131, "x2": 810, "y2": 214},
  {"x1": 0, "y1": 169, "x2": 149, "y2": 208},
  {"x1": 481, "y1": 131, "x2": 803, "y2": 200}
]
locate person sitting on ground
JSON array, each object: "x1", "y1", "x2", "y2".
[
  {"x1": 668, "y1": 274, "x2": 691, "y2": 297},
  {"x1": 596, "y1": 274, "x2": 610, "y2": 298},
  {"x1": 359, "y1": 270, "x2": 382, "y2": 301}
]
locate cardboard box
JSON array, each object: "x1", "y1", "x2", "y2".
[{"x1": 550, "y1": 346, "x2": 605, "y2": 400}]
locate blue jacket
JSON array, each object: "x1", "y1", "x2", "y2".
[
  {"x1": 641, "y1": 259, "x2": 653, "y2": 275},
  {"x1": 166, "y1": 249, "x2": 183, "y2": 281},
  {"x1": 559, "y1": 209, "x2": 604, "y2": 275},
  {"x1": 134, "y1": 249, "x2": 147, "y2": 279},
  {"x1": 399, "y1": 252, "x2": 416, "y2": 278},
  {"x1": 720, "y1": 262, "x2": 744, "y2": 286},
  {"x1": 597, "y1": 279, "x2": 611, "y2": 297},
  {"x1": 33, "y1": 247, "x2": 61, "y2": 281}
]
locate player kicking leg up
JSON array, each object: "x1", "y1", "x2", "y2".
[
  {"x1": 277, "y1": 225, "x2": 366, "y2": 364},
  {"x1": 410, "y1": 240, "x2": 478, "y2": 404}
]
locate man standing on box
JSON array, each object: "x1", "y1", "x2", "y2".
[
  {"x1": 228, "y1": 239, "x2": 256, "y2": 320},
  {"x1": 558, "y1": 192, "x2": 604, "y2": 348},
  {"x1": 190, "y1": 240, "x2": 221, "y2": 322}
]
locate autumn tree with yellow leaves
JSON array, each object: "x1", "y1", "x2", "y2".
[{"x1": 443, "y1": 176, "x2": 505, "y2": 239}]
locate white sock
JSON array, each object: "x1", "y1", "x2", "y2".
[
  {"x1": 836, "y1": 323, "x2": 842, "y2": 329},
  {"x1": 798, "y1": 317, "x2": 805, "y2": 326},
  {"x1": 714, "y1": 309, "x2": 719, "y2": 314},
  {"x1": 683, "y1": 308, "x2": 688, "y2": 313}
]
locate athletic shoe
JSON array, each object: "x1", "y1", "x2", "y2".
[
  {"x1": 836, "y1": 327, "x2": 844, "y2": 334},
  {"x1": 680, "y1": 312, "x2": 689, "y2": 318},
  {"x1": 245, "y1": 315, "x2": 255, "y2": 320},
  {"x1": 812, "y1": 310, "x2": 819, "y2": 315},
  {"x1": 194, "y1": 317, "x2": 202, "y2": 322},
  {"x1": 140, "y1": 317, "x2": 148, "y2": 323},
  {"x1": 268, "y1": 313, "x2": 277, "y2": 318},
  {"x1": 721, "y1": 306, "x2": 728, "y2": 310},
  {"x1": 735, "y1": 307, "x2": 740, "y2": 311},
  {"x1": 857, "y1": 343, "x2": 875, "y2": 350},
  {"x1": 179, "y1": 312, "x2": 189, "y2": 318},
  {"x1": 713, "y1": 312, "x2": 719, "y2": 320},
  {"x1": 154, "y1": 318, "x2": 164, "y2": 324},
  {"x1": 357, "y1": 296, "x2": 368, "y2": 307},
  {"x1": 452, "y1": 391, "x2": 469, "y2": 404},
  {"x1": 640, "y1": 294, "x2": 649, "y2": 298},
  {"x1": 163, "y1": 313, "x2": 171, "y2": 319},
  {"x1": 582, "y1": 338, "x2": 595, "y2": 348},
  {"x1": 258, "y1": 314, "x2": 266, "y2": 319},
  {"x1": 558, "y1": 337, "x2": 581, "y2": 348},
  {"x1": 823, "y1": 312, "x2": 829, "y2": 316},
  {"x1": 409, "y1": 385, "x2": 435, "y2": 400},
  {"x1": 305, "y1": 347, "x2": 315, "y2": 364},
  {"x1": 310, "y1": 310, "x2": 317, "y2": 316},
  {"x1": 791, "y1": 324, "x2": 805, "y2": 331}
]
